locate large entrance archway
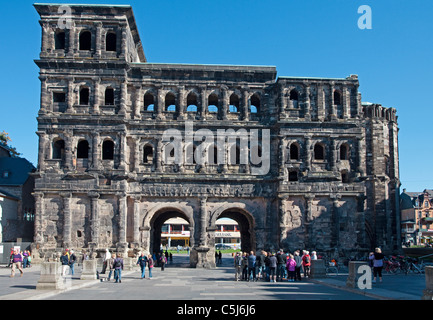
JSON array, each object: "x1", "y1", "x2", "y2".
[
  {"x1": 149, "y1": 208, "x2": 191, "y2": 255},
  {"x1": 216, "y1": 208, "x2": 255, "y2": 253}
]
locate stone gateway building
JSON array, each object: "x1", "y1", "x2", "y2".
[{"x1": 32, "y1": 4, "x2": 401, "y2": 267}]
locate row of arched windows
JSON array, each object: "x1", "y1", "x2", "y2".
[
  {"x1": 287, "y1": 143, "x2": 350, "y2": 161},
  {"x1": 286, "y1": 89, "x2": 343, "y2": 108},
  {"x1": 54, "y1": 29, "x2": 117, "y2": 52},
  {"x1": 52, "y1": 139, "x2": 114, "y2": 161}
]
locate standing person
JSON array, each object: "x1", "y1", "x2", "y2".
[
  {"x1": 160, "y1": 253, "x2": 167, "y2": 271},
  {"x1": 286, "y1": 254, "x2": 297, "y2": 282},
  {"x1": 147, "y1": 254, "x2": 154, "y2": 279},
  {"x1": 10, "y1": 249, "x2": 24, "y2": 278},
  {"x1": 113, "y1": 254, "x2": 124, "y2": 283},
  {"x1": 218, "y1": 251, "x2": 222, "y2": 264},
  {"x1": 102, "y1": 248, "x2": 111, "y2": 274},
  {"x1": 302, "y1": 250, "x2": 311, "y2": 278},
  {"x1": 264, "y1": 251, "x2": 270, "y2": 281},
  {"x1": 69, "y1": 250, "x2": 77, "y2": 276},
  {"x1": 269, "y1": 252, "x2": 277, "y2": 282},
  {"x1": 107, "y1": 253, "x2": 116, "y2": 281},
  {"x1": 137, "y1": 252, "x2": 148, "y2": 279},
  {"x1": 60, "y1": 251, "x2": 69, "y2": 276},
  {"x1": 294, "y1": 250, "x2": 302, "y2": 281},
  {"x1": 369, "y1": 248, "x2": 384, "y2": 283},
  {"x1": 247, "y1": 251, "x2": 257, "y2": 282},
  {"x1": 276, "y1": 249, "x2": 287, "y2": 282},
  {"x1": 234, "y1": 252, "x2": 243, "y2": 281},
  {"x1": 22, "y1": 250, "x2": 29, "y2": 268},
  {"x1": 256, "y1": 250, "x2": 266, "y2": 281},
  {"x1": 311, "y1": 251, "x2": 318, "y2": 260},
  {"x1": 241, "y1": 252, "x2": 248, "y2": 281}
]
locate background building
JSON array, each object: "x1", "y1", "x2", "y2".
[{"x1": 32, "y1": 4, "x2": 400, "y2": 267}]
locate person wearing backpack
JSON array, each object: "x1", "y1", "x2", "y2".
[
  {"x1": 302, "y1": 251, "x2": 311, "y2": 278},
  {"x1": 113, "y1": 254, "x2": 124, "y2": 283}
]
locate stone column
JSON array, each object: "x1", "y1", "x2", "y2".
[
  {"x1": 66, "y1": 80, "x2": 74, "y2": 114},
  {"x1": 94, "y1": 22, "x2": 102, "y2": 58},
  {"x1": 117, "y1": 193, "x2": 128, "y2": 249},
  {"x1": 156, "y1": 138, "x2": 163, "y2": 172},
  {"x1": 39, "y1": 76, "x2": 49, "y2": 114},
  {"x1": 156, "y1": 88, "x2": 164, "y2": 119},
  {"x1": 93, "y1": 79, "x2": 100, "y2": 115},
  {"x1": 88, "y1": 192, "x2": 100, "y2": 248},
  {"x1": 199, "y1": 197, "x2": 207, "y2": 246},
  {"x1": 243, "y1": 89, "x2": 249, "y2": 121},
  {"x1": 134, "y1": 86, "x2": 142, "y2": 119},
  {"x1": 118, "y1": 132, "x2": 127, "y2": 171},
  {"x1": 178, "y1": 86, "x2": 186, "y2": 120},
  {"x1": 91, "y1": 132, "x2": 100, "y2": 170},
  {"x1": 221, "y1": 86, "x2": 228, "y2": 120},
  {"x1": 317, "y1": 86, "x2": 325, "y2": 121},
  {"x1": 422, "y1": 266, "x2": 433, "y2": 300},
  {"x1": 133, "y1": 196, "x2": 141, "y2": 246},
  {"x1": 279, "y1": 86, "x2": 286, "y2": 120},
  {"x1": 330, "y1": 138, "x2": 337, "y2": 171},
  {"x1": 37, "y1": 131, "x2": 48, "y2": 172},
  {"x1": 200, "y1": 87, "x2": 207, "y2": 120},
  {"x1": 304, "y1": 195, "x2": 314, "y2": 248},
  {"x1": 329, "y1": 84, "x2": 337, "y2": 120},
  {"x1": 67, "y1": 23, "x2": 76, "y2": 57},
  {"x1": 342, "y1": 86, "x2": 349, "y2": 119},
  {"x1": 134, "y1": 138, "x2": 140, "y2": 173},
  {"x1": 63, "y1": 132, "x2": 73, "y2": 171},
  {"x1": 33, "y1": 192, "x2": 45, "y2": 245},
  {"x1": 119, "y1": 22, "x2": 127, "y2": 59},
  {"x1": 119, "y1": 82, "x2": 127, "y2": 116},
  {"x1": 61, "y1": 192, "x2": 72, "y2": 248},
  {"x1": 40, "y1": 21, "x2": 50, "y2": 57},
  {"x1": 305, "y1": 136, "x2": 312, "y2": 172},
  {"x1": 304, "y1": 85, "x2": 311, "y2": 120},
  {"x1": 357, "y1": 136, "x2": 366, "y2": 176}
]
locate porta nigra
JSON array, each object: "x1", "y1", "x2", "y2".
[{"x1": 32, "y1": 4, "x2": 401, "y2": 267}]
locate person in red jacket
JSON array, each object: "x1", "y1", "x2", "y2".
[{"x1": 302, "y1": 250, "x2": 311, "y2": 278}]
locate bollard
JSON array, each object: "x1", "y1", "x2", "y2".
[
  {"x1": 346, "y1": 261, "x2": 369, "y2": 288},
  {"x1": 310, "y1": 259, "x2": 327, "y2": 278},
  {"x1": 36, "y1": 261, "x2": 65, "y2": 290},
  {"x1": 422, "y1": 266, "x2": 433, "y2": 300},
  {"x1": 80, "y1": 259, "x2": 97, "y2": 280}
]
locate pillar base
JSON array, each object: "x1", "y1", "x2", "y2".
[{"x1": 190, "y1": 246, "x2": 215, "y2": 269}]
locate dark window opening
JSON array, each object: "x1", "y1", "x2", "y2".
[
  {"x1": 55, "y1": 31, "x2": 66, "y2": 50},
  {"x1": 53, "y1": 92, "x2": 66, "y2": 103},
  {"x1": 77, "y1": 140, "x2": 89, "y2": 159},
  {"x1": 290, "y1": 89, "x2": 299, "y2": 108},
  {"x1": 208, "y1": 93, "x2": 218, "y2": 113},
  {"x1": 334, "y1": 91, "x2": 342, "y2": 105},
  {"x1": 144, "y1": 93, "x2": 155, "y2": 111},
  {"x1": 229, "y1": 94, "x2": 239, "y2": 113},
  {"x1": 105, "y1": 88, "x2": 114, "y2": 105},
  {"x1": 52, "y1": 139, "x2": 65, "y2": 160},
  {"x1": 143, "y1": 145, "x2": 153, "y2": 163},
  {"x1": 289, "y1": 171, "x2": 298, "y2": 182},
  {"x1": 165, "y1": 92, "x2": 176, "y2": 112},
  {"x1": 79, "y1": 31, "x2": 92, "y2": 51},
  {"x1": 102, "y1": 140, "x2": 114, "y2": 160},
  {"x1": 80, "y1": 88, "x2": 90, "y2": 105},
  {"x1": 290, "y1": 144, "x2": 299, "y2": 160},
  {"x1": 340, "y1": 144, "x2": 349, "y2": 160},
  {"x1": 314, "y1": 144, "x2": 325, "y2": 160},
  {"x1": 106, "y1": 32, "x2": 117, "y2": 52},
  {"x1": 341, "y1": 171, "x2": 349, "y2": 183},
  {"x1": 250, "y1": 94, "x2": 260, "y2": 114},
  {"x1": 186, "y1": 92, "x2": 198, "y2": 112}
]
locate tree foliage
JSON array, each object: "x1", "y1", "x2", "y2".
[{"x1": 0, "y1": 131, "x2": 21, "y2": 157}]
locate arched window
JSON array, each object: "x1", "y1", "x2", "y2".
[
  {"x1": 186, "y1": 92, "x2": 198, "y2": 112},
  {"x1": 52, "y1": 139, "x2": 65, "y2": 160},
  {"x1": 77, "y1": 140, "x2": 89, "y2": 159},
  {"x1": 143, "y1": 145, "x2": 153, "y2": 164},
  {"x1": 55, "y1": 31, "x2": 66, "y2": 50},
  {"x1": 334, "y1": 90, "x2": 342, "y2": 106},
  {"x1": 290, "y1": 143, "x2": 299, "y2": 160},
  {"x1": 208, "y1": 93, "x2": 218, "y2": 113},
  {"x1": 79, "y1": 31, "x2": 91, "y2": 51},
  {"x1": 165, "y1": 92, "x2": 176, "y2": 112},
  {"x1": 250, "y1": 94, "x2": 260, "y2": 114},
  {"x1": 289, "y1": 170, "x2": 298, "y2": 182},
  {"x1": 144, "y1": 92, "x2": 155, "y2": 111},
  {"x1": 79, "y1": 87, "x2": 90, "y2": 105},
  {"x1": 339, "y1": 144, "x2": 349, "y2": 160},
  {"x1": 290, "y1": 89, "x2": 299, "y2": 108},
  {"x1": 314, "y1": 144, "x2": 325, "y2": 160},
  {"x1": 229, "y1": 93, "x2": 239, "y2": 113},
  {"x1": 102, "y1": 140, "x2": 114, "y2": 160},
  {"x1": 106, "y1": 32, "x2": 117, "y2": 52},
  {"x1": 341, "y1": 171, "x2": 349, "y2": 183},
  {"x1": 105, "y1": 88, "x2": 114, "y2": 105}
]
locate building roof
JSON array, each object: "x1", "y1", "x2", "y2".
[{"x1": 0, "y1": 157, "x2": 35, "y2": 186}]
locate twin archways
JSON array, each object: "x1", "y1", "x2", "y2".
[{"x1": 147, "y1": 206, "x2": 255, "y2": 255}]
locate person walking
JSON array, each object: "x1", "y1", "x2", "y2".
[
  {"x1": 160, "y1": 253, "x2": 167, "y2": 271},
  {"x1": 69, "y1": 250, "x2": 77, "y2": 275},
  {"x1": 369, "y1": 247, "x2": 384, "y2": 283},
  {"x1": 286, "y1": 254, "x2": 297, "y2": 282},
  {"x1": 10, "y1": 249, "x2": 24, "y2": 278},
  {"x1": 294, "y1": 250, "x2": 302, "y2": 281},
  {"x1": 113, "y1": 254, "x2": 124, "y2": 283},
  {"x1": 302, "y1": 250, "x2": 311, "y2": 278},
  {"x1": 269, "y1": 252, "x2": 277, "y2": 282},
  {"x1": 60, "y1": 251, "x2": 70, "y2": 276},
  {"x1": 137, "y1": 252, "x2": 148, "y2": 279},
  {"x1": 247, "y1": 251, "x2": 257, "y2": 282},
  {"x1": 234, "y1": 252, "x2": 243, "y2": 281},
  {"x1": 147, "y1": 254, "x2": 154, "y2": 279}
]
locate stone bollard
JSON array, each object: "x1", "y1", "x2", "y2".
[
  {"x1": 346, "y1": 261, "x2": 368, "y2": 288},
  {"x1": 36, "y1": 261, "x2": 65, "y2": 290},
  {"x1": 422, "y1": 266, "x2": 433, "y2": 300},
  {"x1": 310, "y1": 259, "x2": 327, "y2": 278},
  {"x1": 80, "y1": 259, "x2": 97, "y2": 280}
]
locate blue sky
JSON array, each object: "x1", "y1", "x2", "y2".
[{"x1": 0, "y1": 0, "x2": 432, "y2": 192}]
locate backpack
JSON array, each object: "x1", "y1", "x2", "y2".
[
  {"x1": 304, "y1": 255, "x2": 310, "y2": 264},
  {"x1": 113, "y1": 258, "x2": 122, "y2": 268}
]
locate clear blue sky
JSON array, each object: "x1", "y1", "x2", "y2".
[{"x1": 1, "y1": 0, "x2": 432, "y2": 192}]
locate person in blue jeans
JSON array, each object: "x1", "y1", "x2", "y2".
[
  {"x1": 247, "y1": 251, "x2": 257, "y2": 282},
  {"x1": 113, "y1": 254, "x2": 124, "y2": 283},
  {"x1": 147, "y1": 254, "x2": 154, "y2": 279},
  {"x1": 137, "y1": 252, "x2": 148, "y2": 279}
]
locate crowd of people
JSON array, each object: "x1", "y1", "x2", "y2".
[{"x1": 233, "y1": 249, "x2": 317, "y2": 282}]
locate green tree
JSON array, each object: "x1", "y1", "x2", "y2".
[{"x1": 0, "y1": 131, "x2": 21, "y2": 157}]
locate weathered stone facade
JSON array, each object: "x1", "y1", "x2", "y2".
[{"x1": 32, "y1": 4, "x2": 401, "y2": 267}]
